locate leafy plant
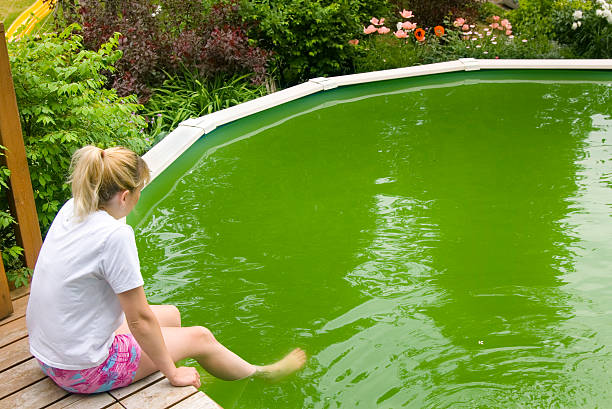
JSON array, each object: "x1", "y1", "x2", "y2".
[
  {"x1": 142, "y1": 70, "x2": 268, "y2": 140},
  {"x1": 386, "y1": 0, "x2": 481, "y2": 28},
  {"x1": 6, "y1": 24, "x2": 149, "y2": 234},
  {"x1": 50, "y1": 0, "x2": 270, "y2": 100},
  {"x1": 478, "y1": 1, "x2": 509, "y2": 21},
  {"x1": 353, "y1": 34, "x2": 426, "y2": 73},
  {"x1": 6, "y1": 267, "x2": 33, "y2": 289},
  {"x1": 0, "y1": 146, "x2": 12, "y2": 229},
  {"x1": 509, "y1": 0, "x2": 557, "y2": 37},
  {"x1": 552, "y1": 0, "x2": 612, "y2": 58},
  {"x1": 0, "y1": 145, "x2": 29, "y2": 287},
  {"x1": 244, "y1": 0, "x2": 390, "y2": 85}
]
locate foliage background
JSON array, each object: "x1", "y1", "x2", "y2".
[{"x1": 3, "y1": 24, "x2": 148, "y2": 235}]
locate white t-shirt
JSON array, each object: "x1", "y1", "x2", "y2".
[{"x1": 26, "y1": 198, "x2": 144, "y2": 370}]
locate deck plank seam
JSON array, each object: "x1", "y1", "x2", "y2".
[
  {"x1": 0, "y1": 362, "x2": 45, "y2": 400},
  {"x1": 0, "y1": 312, "x2": 25, "y2": 326},
  {"x1": 112, "y1": 375, "x2": 166, "y2": 401},
  {"x1": 0, "y1": 333, "x2": 29, "y2": 349},
  {"x1": 42, "y1": 392, "x2": 74, "y2": 409},
  {"x1": 10, "y1": 292, "x2": 29, "y2": 302},
  {"x1": 0, "y1": 353, "x2": 32, "y2": 373},
  {"x1": 10, "y1": 287, "x2": 30, "y2": 301},
  {"x1": 164, "y1": 388, "x2": 199, "y2": 408},
  {"x1": 0, "y1": 373, "x2": 47, "y2": 401}
]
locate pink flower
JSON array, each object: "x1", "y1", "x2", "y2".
[
  {"x1": 453, "y1": 17, "x2": 465, "y2": 27},
  {"x1": 378, "y1": 26, "x2": 390, "y2": 34},
  {"x1": 402, "y1": 21, "x2": 417, "y2": 30},
  {"x1": 462, "y1": 24, "x2": 469, "y2": 31},
  {"x1": 370, "y1": 17, "x2": 380, "y2": 26},
  {"x1": 522, "y1": 39, "x2": 528, "y2": 42},
  {"x1": 490, "y1": 23, "x2": 499, "y2": 29},
  {"x1": 394, "y1": 29, "x2": 408, "y2": 38},
  {"x1": 380, "y1": 18, "x2": 385, "y2": 25},
  {"x1": 348, "y1": 39, "x2": 359, "y2": 45},
  {"x1": 364, "y1": 25, "x2": 377, "y2": 34},
  {"x1": 400, "y1": 9, "x2": 413, "y2": 19},
  {"x1": 505, "y1": 29, "x2": 512, "y2": 35},
  {"x1": 501, "y1": 19, "x2": 510, "y2": 28},
  {"x1": 497, "y1": 25, "x2": 504, "y2": 30},
  {"x1": 493, "y1": 15, "x2": 500, "y2": 22}
]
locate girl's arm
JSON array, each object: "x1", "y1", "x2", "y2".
[{"x1": 117, "y1": 286, "x2": 199, "y2": 387}]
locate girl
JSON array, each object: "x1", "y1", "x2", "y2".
[{"x1": 26, "y1": 145, "x2": 306, "y2": 393}]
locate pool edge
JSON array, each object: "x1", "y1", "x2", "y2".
[{"x1": 142, "y1": 58, "x2": 612, "y2": 183}]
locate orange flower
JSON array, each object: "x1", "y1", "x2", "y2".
[
  {"x1": 434, "y1": 25, "x2": 445, "y2": 37},
  {"x1": 414, "y1": 28, "x2": 426, "y2": 42}
]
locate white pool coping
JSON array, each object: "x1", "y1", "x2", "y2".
[{"x1": 142, "y1": 58, "x2": 612, "y2": 182}]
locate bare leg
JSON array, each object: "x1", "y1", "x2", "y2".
[
  {"x1": 132, "y1": 326, "x2": 256, "y2": 381},
  {"x1": 118, "y1": 304, "x2": 306, "y2": 382}
]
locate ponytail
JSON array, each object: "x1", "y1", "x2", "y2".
[{"x1": 69, "y1": 146, "x2": 150, "y2": 220}]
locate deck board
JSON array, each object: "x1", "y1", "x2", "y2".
[
  {"x1": 0, "y1": 316, "x2": 27, "y2": 347},
  {"x1": 10, "y1": 285, "x2": 29, "y2": 301},
  {"x1": 0, "y1": 336, "x2": 30, "y2": 371},
  {"x1": 0, "y1": 377, "x2": 69, "y2": 409},
  {"x1": 0, "y1": 358, "x2": 45, "y2": 399},
  {"x1": 108, "y1": 371, "x2": 165, "y2": 400},
  {"x1": 119, "y1": 379, "x2": 197, "y2": 409},
  {"x1": 0, "y1": 287, "x2": 223, "y2": 409},
  {"x1": 172, "y1": 392, "x2": 222, "y2": 409},
  {"x1": 0, "y1": 294, "x2": 27, "y2": 326},
  {"x1": 46, "y1": 392, "x2": 116, "y2": 409}
]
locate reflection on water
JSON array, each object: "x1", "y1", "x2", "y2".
[{"x1": 130, "y1": 72, "x2": 612, "y2": 408}]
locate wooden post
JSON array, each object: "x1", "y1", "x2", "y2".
[
  {"x1": 0, "y1": 250, "x2": 13, "y2": 318},
  {"x1": 0, "y1": 23, "x2": 43, "y2": 272}
]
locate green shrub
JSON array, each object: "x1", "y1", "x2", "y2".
[
  {"x1": 386, "y1": 0, "x2": 481, "y2": 27},
  {"x1": 142, "y1": 70, "x2": 268, "y2": 142},
  {"x1": 0, "y1": 146, "x2": 31, "y2": 287},
  {"x1": 551, "y1": 0, "x2": 612, "y2": 58},
  {"x1": 353, "y1": 35, "x2": 426, "y2": 73},
  {"x1": 0, "y1": 146, "x2": 12, "y2": 231},
  {"x1": 478, "y1": 1, "x2": 509, "y2": 20},
  {"x1": 423, "y1": 30, "x2": 566, "y2": 61},
  {"x1": 244, "y1": 0, "x2": 389, "y2": 85},
  {"x1": 509, "y1": 0, "x2": 556, "y2": 37},
  {"x1": 0, "y1": 145, "x2": 19, "y2": 269},
  {"x1": 6, "y1": 24, "x2": 149, "y2": 233}
]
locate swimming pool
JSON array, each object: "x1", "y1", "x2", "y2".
[{"x1": 129, "y1": 63, "x2": 612, "y2": 408}]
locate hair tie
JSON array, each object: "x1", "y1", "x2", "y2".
[{"x1": 100, "y1": 149, "x2": 105, "y2": 159}]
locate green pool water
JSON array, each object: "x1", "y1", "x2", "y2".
[{"x1": 129, "y1": 70, "x2": 612, "y2": 408}]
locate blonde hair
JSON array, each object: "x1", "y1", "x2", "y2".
[{"x1": 69, "y1": 146, "x2": 150, "y2": 220}]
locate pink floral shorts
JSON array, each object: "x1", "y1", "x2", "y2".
[{"x1": 37, "y1": 334, "x2": 141, "y2": 394}]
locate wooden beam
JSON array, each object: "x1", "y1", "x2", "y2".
[
  {"x1": 0, "y1": 251, "x2": 13, "y2": 320},
  {"x1": 0, "y1": 23, "x2": 42, "y2": 270}
]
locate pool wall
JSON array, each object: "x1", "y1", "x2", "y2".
[{"x1": 142, "y1": 59, "x2": 612, "y2": 182}]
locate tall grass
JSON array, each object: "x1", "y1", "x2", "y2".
[{"x1": 142, "y1": 70, "x2": 269, "y2": 144}]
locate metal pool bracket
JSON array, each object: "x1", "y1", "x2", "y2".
[{"x1": 459, "y1": 58, "x2": 481, "y2": 71}]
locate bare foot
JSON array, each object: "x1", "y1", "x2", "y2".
[{"x1": 254, "y1": 348, "x2": 307, "y2": 382}]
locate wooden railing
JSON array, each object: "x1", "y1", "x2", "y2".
[{"x1": 0, "y1": 23, "x2": 42, "y2": 319}]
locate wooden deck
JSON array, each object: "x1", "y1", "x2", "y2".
[{"x1": 0, "y1": 287, "x2": 222, "y2": 409}]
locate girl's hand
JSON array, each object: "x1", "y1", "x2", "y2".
[{"x1": 168, "y1": 366, "x2": 201, "y2": 388}]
